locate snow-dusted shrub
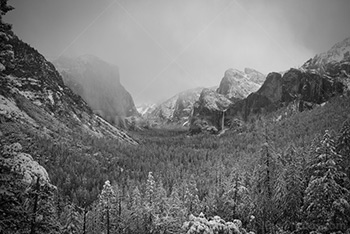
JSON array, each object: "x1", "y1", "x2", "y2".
[{"x1": 182, "y1": 213, "x2": 242, "y2": 234}]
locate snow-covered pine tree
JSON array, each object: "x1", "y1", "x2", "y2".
[
  {"x1": 145, "y1": 172, "x2": 156, "y2": 207},
  {"x1": 144, "y1": 172, "x2": 156, "y2": 233},
  {"x1": 222, "y1": 171, "x2": 251, "y2": 222},
  {"x1": 99, "y1": 180, "x2": 117, "y2": 234},
  {"x1": 183, "y1": 175, "x2": 201, "y2": 216},
  {"x1": 252, "y1": 135, "x2": 278, "y2": 234},
  {"x1": 274, "y1": 144, "x2": 304, "y2": 230},
  {"x1": 303, "y1": 131, "x2": 350, "y2": 232},
  {"x1": 336, "y1": 119, "x2": 350, "y2": 187},
  {"x1": 85, "y1": 201, "x2": 103, "y2": 234},
  {"x1": 128, "y1": 186, "x2": 143, "y2": 233},
  {"x1": 60, "y1": 203, "x2": 82, "y2": 234}
]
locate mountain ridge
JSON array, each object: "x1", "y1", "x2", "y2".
[{"x1": 189, "y1": 37, "x2": 350, "y2": 133}]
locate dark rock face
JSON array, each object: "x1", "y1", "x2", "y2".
[
  {"x1": 258, "y1": 72, "x2": 283, "y2": 103},
  {"x1": 190, "y1": 89, "x2": 232, "y2": 133},
  {"x1": 281, "y1": 69, "x2": 343, "y2": 104},
  {"x1": 189, "y1": 68, "x2": 265, "y2": 133},
  {"x1": 53, "y1": 56, "x2": 138, "y2": 124},
  {"x1": 226, "y1": 69, "x2": 344, "y2": 121}
]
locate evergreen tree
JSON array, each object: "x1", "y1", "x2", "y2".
[
  {"x1": 336, "y1": 119, "x2": 350, "y2": 187},
  {"x1": 144, "y1": 172, "x2": 157, "y2": 233},
  {"x1": 303, "y1": 131, "x2": 350, "y2": 232},
  {"x1": 129, "y1": 186, "x2": 144, "y2": 233},
  {"x1": 274, "y1": 145, "x2": 304, "y2": 230},
  {"x1": 99, "y1": 180, "x2": 117, "y2": 234},
  {"x1": 85, "y1": 202, "x2": 103, "y2": 234},
  {"x1": 0, "y1": 0, "x2": 14, "y2": 19},
  {"x1": 252, "y1": 139, "x2": 278, "y2": 234},
  {"x1": 60, "y1": 203, "x2": 82, "y2": 234},
  {"x1": 222, "y1": 171, "x2": 251, "y2": 222},
  {"x1": 183, "y1": 175, "x2": 201, "y2": 215}
]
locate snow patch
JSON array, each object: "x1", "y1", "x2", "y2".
[{"x1": 47, "y1": 90, "x2": 55, "y2": 105}]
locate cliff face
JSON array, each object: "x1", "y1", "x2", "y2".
[
  {"x1": 189, "y1": 68, "x2": 265, "y2": 133},
  {"x1": 0, "y1": 23, "x2": 137, "y2": 145},
  {"x1": 216, "y1": 68, "x2": 264, "y2": 100},
  {"x1": 190, "y1": 88, "x2": 232, "y2": 133},
  {"x1": 189, "y1": 38, "x2": 349, "y2": 133},
  {"x1": 226, "y1": 70, "x2": 343, "y2": 121},
  {"x1": 53, "y1": 55, "x2": 138, "y2": 124}
]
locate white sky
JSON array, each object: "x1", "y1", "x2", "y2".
[{"x1": 5, "y1": 0, "x2": 350, "y2": 104}]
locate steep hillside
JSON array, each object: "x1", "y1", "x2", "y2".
[
  {"x1": 0, "y1": 21, "x2": 137, "y2": 145},
  {"x1": 53, "y1": 55, "x2": 138, "y2": 124}
]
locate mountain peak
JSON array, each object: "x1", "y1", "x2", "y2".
[
  {"x1": 303, "y1": 37, "x2": 350, "y2": 72},
  {"x1": 217, "y1": 68, "x2": 265, "y2": 99},
  {"x1": 224, "y1": 68, "x2": 245, "y2": 80}
]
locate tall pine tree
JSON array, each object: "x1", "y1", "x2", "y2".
[{"x1": 303, "y1": 131, "x2": 350, "y2": 232}]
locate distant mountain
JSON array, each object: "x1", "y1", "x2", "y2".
[
  {"x1": 145, "y1": 67, "x2": 265, "y2": 130},
  {"x1": 302, "y1": 37, "x2": 350, "y2": 89},
  {"x1": 217, "y1": 68, "x2": 265, "y2": 99},
  {"x1": 302, "y1": 37, "x2": 350, "y2": 72},
  {"x1": 136, "y1": 103, "x2": 157, "y2": 116},
  {"x1": 0, "y1": 25, "x2": 137, "y2": 144},
  {"x1": 189, "y1": 38, "x2": 349, "y2": 133},
  {"x1": 53, "y1": 55, "x2": 138, "y2": 125},
  {"x1": 144, "y1": 87, "x2": 209, "y2": 127}
]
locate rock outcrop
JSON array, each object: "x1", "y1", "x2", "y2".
[
  {"x1": 226, "y1": 68, "x2": 344, "y2": 122},
  {"x1": 190, "y1": 68, "x2": 265, "y2": 133},
  {"x1": 146, "y1": 87, "x2": 208, "y2": 127},
  {"x1": 190, "y1": 88, "x2": 232, "y2": 133},
  {"x1": 53, "y1": 55, "x2": 138, "y2": 124},
  {"x1": 302, "y1": 37, "x2": 350, "y2": 90},
  {"x1": 216, "y1": 68, "x2": 264, "y2": 100}
]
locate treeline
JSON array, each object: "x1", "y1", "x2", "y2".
[{"x1": 60, "y1": 123, "x2": 350, "y2": 234}]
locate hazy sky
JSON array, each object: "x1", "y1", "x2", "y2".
[{"x1": 5, "y1": 0, "x2": 350, "y2": 104}]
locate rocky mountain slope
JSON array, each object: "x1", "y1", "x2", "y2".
[
  {"x1": 145, "y1": 68, "x2": 265, "y2": 129},
  {"x1": 146, "y1": 87, "x2": 207, "y2": 126},
  {"x1": 0, "y1": 22, "x2": 137, "y2": 145},
  {"x1": 216, "y1": 68, "x2": 265, "y2": 99},
  {"x1": 190, "y1": 38, "x2": 350, "y2": 133},
  {"x1": 53, "y1": 55, "x2": 138, "y2": 124},
  {"x1": 190, "y1": 68, "x2": 265, "y2": 133},
  {"x1": 302, "y1": 37, "x2": 350, "y2": 89}
]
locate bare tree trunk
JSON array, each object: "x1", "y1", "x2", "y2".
[
  {"x1": 83, "y1": 208, "x2": 87, "y2": 234},
  {"x1": 107, "y1": 206, "x2": 110, "y2": 234},
  {"x1": 30, "y1": 177, "x2": 40, "y2": 234}
]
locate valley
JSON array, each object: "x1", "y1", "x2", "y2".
[{"x1": 1, "y1": 1, "x2": 350, "y2": 234}]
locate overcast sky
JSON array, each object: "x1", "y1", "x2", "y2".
[{"x1": 5, "y1": 0, "x2": 350, "y2": 104}]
